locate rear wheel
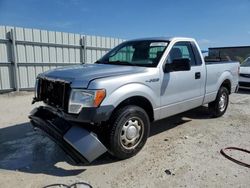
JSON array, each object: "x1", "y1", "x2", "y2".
[
  {"x1": 108, "y1": 105, "x2": 150, "y2": 159},
  {"x1": 209, "y1": 86, "x2": 229, "y2": 118}
]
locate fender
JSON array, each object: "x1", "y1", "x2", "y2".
[
  {"x1": 101, "y1": 83, "x2": 158, "y2": 109},
  {"x1": 204, "y1": 70, "x2": 233, "y2": 104},
  {"x1": 216, "y1": 70, "x2": 233, "y2": 92}
]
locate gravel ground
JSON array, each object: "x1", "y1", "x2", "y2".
[{"x1": 0, "y1": 91, "x2": 249, "y2": 188}]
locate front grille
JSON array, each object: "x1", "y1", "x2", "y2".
[
  {"x1": 239, "y1": 82, "x2": 250, "y2": 88},
  {"x1": 37, "y1": 78, "x2": 70, "y2": 111},
  {"x1": 240, "y1": 73, "x2": 250, "y2": 78}
]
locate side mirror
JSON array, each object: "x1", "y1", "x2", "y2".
[{"x1": 164, "y1": 58, "x2": 191, "y2": 73}]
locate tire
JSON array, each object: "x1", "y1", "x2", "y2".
[
  {"x1": 209, "y1": 86, "x2": 229, "y2": 118},
  {"x1": 108, "y1": 105, "x2": 150, "y2": 159}
]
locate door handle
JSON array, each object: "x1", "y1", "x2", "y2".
[{"x1": 195, "y1": 72, "x2": 201, "y2": 79}]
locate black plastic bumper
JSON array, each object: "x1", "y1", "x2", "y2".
[
  {"x1": 29, "y1": 107, "x2": 107, "y2": 164},
  {"x1": 39, "y1": 105, "x2": 114, "y2": 124},
  {"x1": 239, "y1": 82, "x2": 250, "y2": 89},
  {"x1": 67, "y1": 105, "x2": 114, "y2": 123}
]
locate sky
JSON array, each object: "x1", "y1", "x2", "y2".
[{"x1": 0, "y1": 0, "x2": 250, "y2": 49}]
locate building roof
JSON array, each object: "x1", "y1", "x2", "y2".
[{"x1": 209, "y1": 46, "x2": 250, "y2": 50}]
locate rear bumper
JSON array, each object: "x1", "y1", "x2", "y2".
[
  {"x1": 29, "y1": 107, "x2": 107, "y2": 163},
  {"x1": 239, "y1": 81, "x2": 250, "y2": 89}
]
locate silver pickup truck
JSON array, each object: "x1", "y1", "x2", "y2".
[{"x1": 30, "y1": 37, "x2": 239, "y2": 163}]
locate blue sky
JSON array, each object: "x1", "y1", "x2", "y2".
[{"x1": 0, "y1": 0, "x2": 250, "y2": 49}]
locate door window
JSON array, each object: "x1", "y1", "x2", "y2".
[{"x1": 167, "y1": 42, "x2": 196, "y2": 66}]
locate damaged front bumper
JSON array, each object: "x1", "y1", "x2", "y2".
[{"x1": 29, "y1": 106, "x2": 107, "y2": 164}]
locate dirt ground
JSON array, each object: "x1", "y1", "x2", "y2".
[{"x1": 0, "y1": 91, "x2": 249, "y2": 188}]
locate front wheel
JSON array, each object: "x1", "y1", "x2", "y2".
[
  {"x1": 108, "y1": 105, "x2": 150, "y2": 159},
  {"x1": 209, "y1": 86, "x2": 229, "y2": 118}
]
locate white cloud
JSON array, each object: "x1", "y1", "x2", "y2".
[
  {"x1": 197, "y1": 39, "x2": 212, "y2": 45},
  {"x1": 39, "y1": 21, "x2": 77, "y2": 30},
  {"x1": 53, "y1": 21, "x2": 74, "y2": 28}
]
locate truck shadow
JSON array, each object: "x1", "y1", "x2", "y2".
[
  {"x1": 150, "y1": 106, "x2": 211, "y2": 137},
  {"x1": 91, "y1": 106, "x2": 212, "y2": 166},
  {"x1": 0, "y1": 122, "x2": 86, "y2": 177},
  {"x1": 0, "y1": 106, "x2": 211, "y2": 175}
]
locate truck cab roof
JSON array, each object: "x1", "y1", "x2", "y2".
[{"x1": 126, "y1": 37, "x2": 196, "y2": 42}]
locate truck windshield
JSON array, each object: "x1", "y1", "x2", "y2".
[
  {"x1": 96, "y1": 40, "x2": 169, "y2": 67},
  {"x1": 241, "y1": 57, "x2": 250, "y2": 67}
]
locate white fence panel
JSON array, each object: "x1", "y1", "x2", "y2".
[{"x1": 0, "y1": 25, "x2": 124, "y2": 92}]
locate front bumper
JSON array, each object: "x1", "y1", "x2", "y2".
[
  {"x1": 29, "y1": 107, "x2": 107, "y2": 163},
  {"x1": 68, "y1": 105, "x2": 114, "y2": 123},
  {"x1": 39, "y1": 104, "x2": 114, "y2": 124}
]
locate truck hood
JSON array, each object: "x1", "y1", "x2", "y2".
[{"x1": 39, "y1": 64, "x2": 146, "y2": 88}]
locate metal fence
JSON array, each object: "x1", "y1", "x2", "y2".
[{"x1": 0, "y1": 25, "x2": 124, "y2": 92}]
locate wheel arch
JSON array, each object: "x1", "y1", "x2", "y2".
[
  {"x1": 217, "y1": 70, "x2": 233, "y2": 94},
  {"x1": 111, "y1": 96, "x2": 154, "y2": 122},
  {"x1": 220, "y1": 79, "x2": 232, "y2": 94}
]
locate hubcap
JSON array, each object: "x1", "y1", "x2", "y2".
[
  {"x1": 127, "y1": 126, "x2": 137, "y2": 139},
  {"x1": 219, "y1": 92, "x2": 227, "y2": 112},
  {"x1": 120, "y1": 117, "x2": 144, "y2": 149}
]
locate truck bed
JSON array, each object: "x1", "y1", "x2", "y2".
[{"x1": 204, "y1": 61, "x2": 239, "y2": 104}]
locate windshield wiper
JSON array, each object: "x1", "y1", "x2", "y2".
[
  {"x1": 95, "y1": 60, "x2": 104, "y2": 64},
  {"x1": 95, "y1": 60, "x2": 136, "y2": 66}
]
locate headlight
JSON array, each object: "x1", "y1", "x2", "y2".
[{"x1": 68, "y1": 89, "x2": 106, "y2": 114}]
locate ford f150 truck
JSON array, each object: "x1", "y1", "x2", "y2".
[{"x1": 30, "y1": 37, "x2": 239, "y2": 163}]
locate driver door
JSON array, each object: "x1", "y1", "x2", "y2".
[{"x1": 160, "y1": 41, "x2": 204, "y2": 118}]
